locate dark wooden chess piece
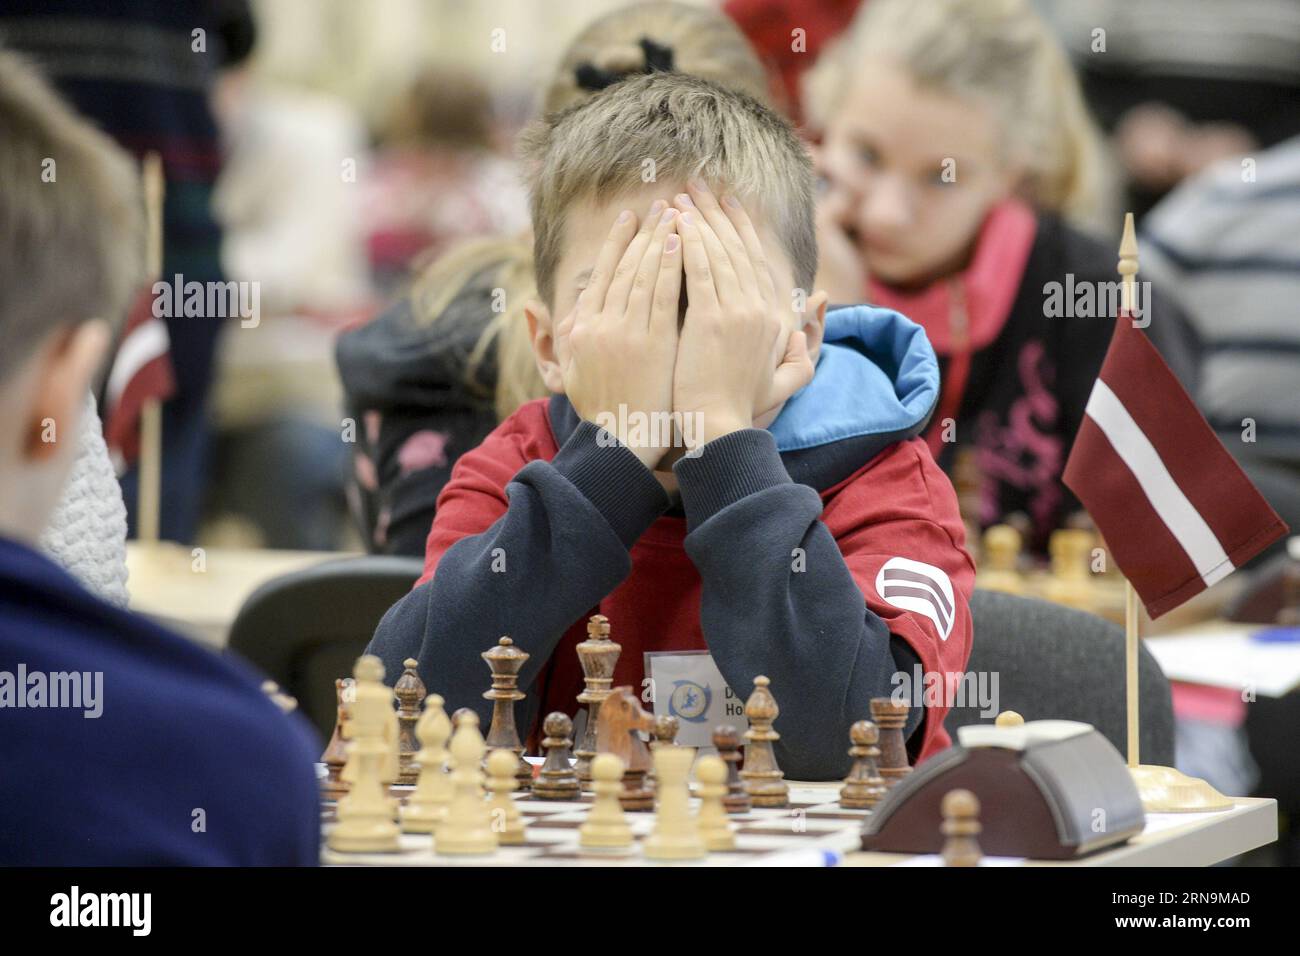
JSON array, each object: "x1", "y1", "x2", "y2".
[
  {"x1": 321, "y1": 677, "x2": 353, "y2": 795},
  {"x1": 451, "y1": 707, "x2": 475, "y2": 728},
  {"x1": 840, "y1": 720, "x2": 888, "y2": 809},
  {"x1": 645, "y1": 714, "x2": 679, "y2": 793},
  {"x1": 740, "y1": 676, "x2": 788, "y2": 808},
  {"x1": 870, "y1": 697, "x2": 913, "y2": 788},
  {"x1": 595, "y1": 685, "x2": 655, "y2": 811},
  {"x1": 574, "y1": 614, "x2": 621, "y2": 786},
  {"x1": 394, "y1": 659, "x2": 425, "y2": 785},
  {"x1": 941, "y1": 789, "x2": 983, "y2": 867},
  {"x1": 713, "y1": 725, "x2": 750, "y2": 814},
  {"x1": 482, "y1": 636, "x2": 532, "y2": 790},
  {"x1": 533, "y1": 712, "x2": 581, "y2": 800}
]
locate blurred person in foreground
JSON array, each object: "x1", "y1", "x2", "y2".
[{"x1": 0, "y1": 50, "x2": 318, "y2": 866}]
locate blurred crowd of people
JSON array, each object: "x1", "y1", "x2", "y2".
[{"x1": 4, "y1": 0, "x2": 1294, "y2": 559}]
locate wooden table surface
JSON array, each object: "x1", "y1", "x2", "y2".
[{"x1": 126, "y1": 541, "x2": 355, "y2": 647}]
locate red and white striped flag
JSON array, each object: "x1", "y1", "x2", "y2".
[
  {"x1": 102, "y1": 285, "x2": 175, "y2": 472},
  {"x1": 1063, "y1": 314, "x2": 1287, "y2": 618}
]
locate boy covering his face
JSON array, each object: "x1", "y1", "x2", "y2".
[{"x1": 370, "y1": 73, "x2": 974, "y2": 778}]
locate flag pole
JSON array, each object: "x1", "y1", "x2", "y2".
[
  {"x1": 1118, "y1": 213, "x2": 1232, "y2": 812},
  {"x1": 138, "y1": 153, "x2": 164, "y2": 545},
  {"x1": 1118, "y1": 214, "x2": 1141, "y2": 770},
  {"x1": 1125, "y1": 583, "x2": 1139, "y2": 766}
]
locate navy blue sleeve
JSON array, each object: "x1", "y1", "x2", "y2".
[
  {"x1": 673, "y1": 428, "x2": 922, "y2": 781},
  {"x1": 367, "y1": 421, "x2": 670, "y2": 727}
]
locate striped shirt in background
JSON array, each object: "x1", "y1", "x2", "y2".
[{"x1": 1141, "y1": 136, "x2": 1300, "y2": 464}]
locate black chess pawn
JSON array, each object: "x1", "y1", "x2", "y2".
[
  {"x1": 840, "y1": 720, "x2": 888, "y2": 809},
  {"x1": 941, "y1": 789, "x2": 983, "y2": 867},
  {"x1": 645, "y1": 714, "x2": 679, "y2": 792},
  {"x1": 713, "y1": 725, "x2": 750, "y2": 814},
  {"x1": 533, "y1": 712, "x2": 580, "y2": 800},
  {"x1": 869, "y1": 697, "x2": 913, "y2": 788}
]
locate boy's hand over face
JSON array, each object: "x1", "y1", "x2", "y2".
[
  {"x1": 555, "y1": 201, "x2": 683, "y2": 470},
  {"x1": 671, "y1": 183, "x2": 815, "y2": 447}
]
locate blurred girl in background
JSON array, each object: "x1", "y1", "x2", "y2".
[{"x1": 808, "y1": 0, "x2": 1199, "y2": 553}]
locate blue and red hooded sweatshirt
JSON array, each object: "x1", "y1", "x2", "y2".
[{"x1": 368, "y1": 305, "x2": 976, "y2": 780}]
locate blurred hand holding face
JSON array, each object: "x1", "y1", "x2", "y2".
[{"x1": 819, "y1": 61, "x2": 1022, "y2": 288}]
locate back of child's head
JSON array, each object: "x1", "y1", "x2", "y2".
[
  {"x1": 520, "y1": 71, "x2": 816, "y2": 308},
  {"x1": 808, "y1": 0, "x2": 1110, "y2": 229},
  {"x1": 542, "y1": 0, "x2": 770, "y2": 114},
  {"x1": 0, "y1": 50, "x2": 142, "y2": 386},
  {"x1": 383, "y1": 67, "x2": 493, "y2": 151}
]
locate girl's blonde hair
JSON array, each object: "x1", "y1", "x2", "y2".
[
  {"x1": 409, "y1": 236, "x2": 542, "y2": 421},
  {"x1": 414, "y1": 0, "x2": 771, "y2": 420},
  {"x1": 808, "y1": 0, "x2": 1116, "y2": 232},
  {"x1": 542, "y1": 0, "x2": 770, "y2": 115}
]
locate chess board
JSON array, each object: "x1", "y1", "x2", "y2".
[{"x1": 321, "y1": 783, "x2": 869, "y2": 866}]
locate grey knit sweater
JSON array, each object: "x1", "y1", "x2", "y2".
[{"x1": 38, "y1": 394, "x2": 130, "y2": 607}]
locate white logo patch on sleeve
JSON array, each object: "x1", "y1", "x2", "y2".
[{"x1": 874, "y1": 556, "x2": 955, "y2": 640}]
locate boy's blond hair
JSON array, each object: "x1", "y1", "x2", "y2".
[
  {"x1": 0, "y1": 51, "x2": 142, "y2": 382},
  {"x1": 520, "y1": 72, "x2": 817, "y2": 307},
  {"x1": 807, "y1": 0, "x2": 1116, "y2": 232}
]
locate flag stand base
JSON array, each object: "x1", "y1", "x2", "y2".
[{"x1": 1129, "y1": 764, "x2": 1233, "y2": 813}]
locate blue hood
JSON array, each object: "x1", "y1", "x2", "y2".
[
  {"x1": 769, "y1": 304, "x2": 939, "y2": 452},
  {"x1": 544, "y1": 304, "x2": 939, "y2": 493}
]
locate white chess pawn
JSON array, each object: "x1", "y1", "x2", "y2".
[
  {"x1": 694, "y1": 755, "x2": 735, "y2": 851},
  {"x1": 486, "y1": 749, "x2": 526, "y2": 846},
  {"x1": 643, "y1": 745, "x2": 706, "y2": 860},
  {"x1": 329, "y1": 656, "x2": 401, "y2": 853},
  {"x1": 402, "y1": 694, "x2": 453, "y2": 833},
  {"x1": 579, "y1": 753, "x2": 633, "y2": 850},
  {"x1": 434, "y1": 711, "x2": 497, "y2": 855}
]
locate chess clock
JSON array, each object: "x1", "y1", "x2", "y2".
[{"x1": 860, "y1": 720, "x2": 1146, "y2": 859}]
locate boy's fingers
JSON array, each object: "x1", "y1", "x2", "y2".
[
  {"x1": 678, "y1": 204, "x2": 740, "y2": 304},
  {"x1": 766, "y1": 329, "x2": 815, "y2": 412},
  {"x1": 627, "y1": 206, "x2": 678, "y2": 328},
  {"x1": 584, "y1": 208, "x2": 640, "y2": 314},
  {"x1": 721, "y1": 194, "x2": 778, "y2": 305},
  {"x1": 648, "y1": 230, "x2": 683, "y2": 337},
  {"x1": 684, "y1": 181, "x2": 757, "y2": 294},
  {"x1": 676, "y1": 207, "x2": 719, "y2": 314},
  {"x1": 605, "y1": 200, "x2": 666, "y2": 316}
]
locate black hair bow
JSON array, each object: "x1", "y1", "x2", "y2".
[{"x1": 574, "y1": 37, "x2": 676, "y2": 92}]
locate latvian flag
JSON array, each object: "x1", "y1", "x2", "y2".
[
  {"x1": 101, "y1": 285, "x2": 176, "y2": 473},
  {"x1": 1063, "y1": 314, "x2": 1287, "y2": 618}
]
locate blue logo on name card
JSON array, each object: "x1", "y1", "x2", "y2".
[{"x1": 668, "y1": 680, "x2": 711, "y2": 723}]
